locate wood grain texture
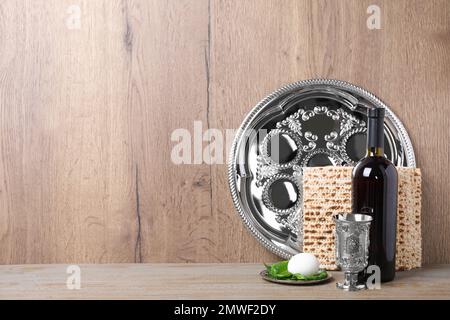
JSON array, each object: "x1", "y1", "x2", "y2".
[
  {"x1": 0, "y1": 0, "x2": 137, "y2": 263},
  {"x1": 0, "y1": 0, "x2": 449, "y2": 264},
  {"x1": 124, "y1": 0, "x2": 213, "y2": 262},
  {"x1": 0, "y1": 263, "x2": 449, "y2": 299}
]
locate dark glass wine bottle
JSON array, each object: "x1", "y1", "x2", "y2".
[{"x1": 352, "y1": 107, "x2": 398, "y2": 282}]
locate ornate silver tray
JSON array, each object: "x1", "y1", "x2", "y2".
[{"x1": 228, "y1": 79, "x2": 415, "y2": 259}]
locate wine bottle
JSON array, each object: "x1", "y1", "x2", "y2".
[{"x1": 351, "y1": 107, "x2": 398, "y2": 282}]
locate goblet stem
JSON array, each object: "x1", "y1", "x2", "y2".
[{"x1": 337, "y1": 272, "x2": 366, "y2": 291}]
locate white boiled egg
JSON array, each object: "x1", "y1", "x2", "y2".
[{"x1": 287, "y1": 253, "x2": 320, "y2": 276}]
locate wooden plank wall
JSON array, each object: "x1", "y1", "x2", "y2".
[{"x1": 0, "y1": 0, "x2": 448, "y2": 264}]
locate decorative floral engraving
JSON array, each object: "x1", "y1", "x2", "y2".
[
  {"x1": 276, "y1": 110, "x2": 304, "y2": 136},
  {"x1": 326, "y1": 141, "x2": 341, "y2": 152},
  {"x1": 325, "y1": 131, "x2": 338, "y2": 142},
  {"x1": 326, "y1": 109, "x2": 340, "y2": 120},
  {"x1": 313, "y1": 106, "x2": 328, "y2": 114},
  {"x1": 304, "y1": 131, "x2": 318, "y2": 142},
  {"x1": 278, "y1": 207, "x2": 300, "y2": 235},
  {"x1": 256, "y1": 105, "x2": 368, "y2": 240},
  {"x1": 302, "y1": 142, "x2": 317, "y2": 152},
  {"x1": 300, "y1": 148, "x2": 344, "y2": 167},
  {"x1": 346, "y1": 235, "x2": 361, "y2": 257},
  {"x1": 335, "y1": 219, "x2": 371, "y2": 272},
  {"x1": 338, "y1": 127, "x2": 367, "y2": 165},
  {"x1": 301, "y1": 110, "x2": 316, "y2": 121},
  {"x1": 292, "y1": 165, "x2": 302, "y2": 176},
  {"x1": 336, "y1": 108, "x2": 366, "y2": 136},
  {"x1": 259, "y1": 128, "x2": 303, "y2": 170},
  {"x1": 256, "y1": 156, "x2": 280, "y2": 187}
]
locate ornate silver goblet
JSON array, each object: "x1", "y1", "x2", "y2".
[{"x1": 334, "y1": 213, "x2": 372, "y2": 291}]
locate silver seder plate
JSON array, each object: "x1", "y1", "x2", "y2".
[{"x1": 228, "y1": 79, "x2": 416, "y2": 259}]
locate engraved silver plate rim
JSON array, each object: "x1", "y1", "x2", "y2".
[{"x1": 228, "y1": 79, "x2": 416, "y2": 259}]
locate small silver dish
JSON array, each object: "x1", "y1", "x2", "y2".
[{"x1": 259, "y1": 270, "x2": 333, "y2": 286}]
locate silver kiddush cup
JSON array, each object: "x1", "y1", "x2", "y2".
[{"x1": 334, "y1": 213, "x2": 373, "y2": 291}]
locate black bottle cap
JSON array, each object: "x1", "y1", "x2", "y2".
[
  {"x1": 368, "y1": 107, "x2": 385, "y2": 118},
  {"x1": 367, "y1": 107, "x2": 385, "y2": 150}
]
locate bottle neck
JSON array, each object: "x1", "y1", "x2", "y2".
[
  {"x1": 367, "y1": 146, "x2": 384, "y2": 157},
  {"x1": 366, "y1": 115, "x2": 385, "y2": 157}
]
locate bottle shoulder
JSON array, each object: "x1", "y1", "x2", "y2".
[{"x1": 352, "y1": 156, "x2": 398, "y2": 178}]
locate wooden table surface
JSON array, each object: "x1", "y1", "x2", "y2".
[{"x1": 0, "y1": 263, "x2": 449, "y2": 300}]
